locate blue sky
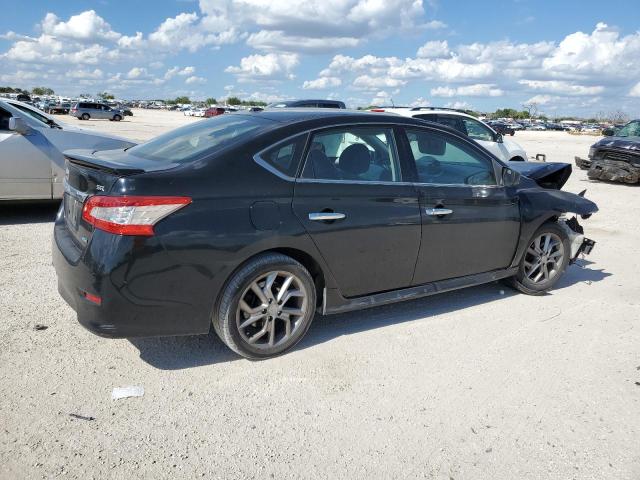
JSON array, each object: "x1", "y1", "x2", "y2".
[{"x1": 1, "y1": 0, "x2": 639, "y2": 116}]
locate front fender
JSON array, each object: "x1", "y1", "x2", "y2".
[{"x1": 510, "y1": 188, "x2": 598, "y2": 268}]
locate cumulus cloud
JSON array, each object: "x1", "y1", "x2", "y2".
[
  {"x1": 417, "y1": 40, "x2": 450, "y2": 59},
  {"x1": 431, "y1": 84, "x2": 503, "y2": 97},
  {"x1": 40, "y1": 10, "x2": 121, "y2": 42},
  {"x1": 630, "y1": 82, "x2": 640, "y2": 97},
  {"x1": 185, "y1": 75, "x2": 207, "y2": 85},
  {"x1": 302, "y1": 77, "x2": 342, "y2": 89},
  {"x1": 225, "y1": 53, "x2": 299, "y2": 81},
  {"x1": 353, "y1": 75, "x2": 406, "y2": 90}
]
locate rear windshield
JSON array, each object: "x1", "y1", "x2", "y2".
[{"x1": 128, "y1": 115, "x2": 271, "y2": 163}]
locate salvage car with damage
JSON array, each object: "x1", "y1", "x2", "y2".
[
  {"x1": 575, "y1": 119, "x2": 640, "y2": 183},
  {"x1": 53, "y1": 110, "x2": 598, "y2": 359}
]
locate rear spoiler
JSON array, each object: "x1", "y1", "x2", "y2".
[{"x1": 64, "y1": 150, "x2": 145, "y2": 175}]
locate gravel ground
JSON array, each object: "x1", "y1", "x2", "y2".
[{"x1": 1, "y1": 113, "x2": 639, "y2": 479}]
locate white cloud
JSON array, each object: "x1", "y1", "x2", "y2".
[
  {"x1": 247, "y1": 30, "x2": 359, "y2": 53},
  {"x1": 445, "y1": 101, "x2": 473, "y2": 110},
  {"x1": 630, "y1": 82, "x2": 640, "y2": 97},
  {"x1": 425, "y1": 20, "x2": 447, "y2": 30},
  {"x1": 185, "y1": 75, "x2": 206, "y2": 85},
  {"x1": 430, "y1": 86, "x2": 456, "y2": 97},
  {"x1": 118, "y1": 32, "x2": 144, "y2": 49},
  {"x1": 127, "y1": 67, "x2": 148, "y2": 79},
  {"x1": 430, "y1": 83, "x2": 503, "y2": 97},
  {"x1": 417, "y1": 40, "x2": 450, "y2": 58},
  {"x1": 302, "y1": 77, "x2": 342, "y2": 89},
  {"x1": 409, "y1": 97, "x2": 431, "y2": 107},
  {"x1": 524, "y1": 94, "x2": 555, "y2": 105},
  {"x1": 353, "y1": 75, "x2": 406, "y2": 90},
  {"x1": 225, "y1": 53, "x2": 299, "y2": 81},
  {"x1": 148, "y1": 12, "x2": 238, "y2": 52},
  {"x1": 519, "y1": 80, "x2": 604, "y2": 95},
  {"x1": 68, "y1": 68, "x2": 104, "y2": 80},
  {"x1": 40, "y1": 10, "x2": 121, "y2": 42}
]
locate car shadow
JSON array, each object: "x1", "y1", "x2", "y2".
[
  {"x1": 0, "y1": 202, "x2": 59, "y2": 225},
  {"x1": 131, "y1": 259, "x2": 610, "y2": 370}
]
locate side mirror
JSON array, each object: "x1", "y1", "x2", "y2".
[
  {"x1": 502, "y1": 166, "x2": 521, "y2": 187},
  {"x1": 602, "y1": 127, "x2": 615, "y2": 136},
  {"x1": 9, "y1": 117, "x2": 30, "y2": 135},
  {"x1": 495, "y1": 132, "x2": 503, "y2": 143}
]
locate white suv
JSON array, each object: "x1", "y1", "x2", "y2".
[{"x1": 372, "y1": 107, "x2": 528, "y2": 162}]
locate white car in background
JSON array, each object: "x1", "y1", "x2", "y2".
[
  {"x1": 0, "y1": 99, "x2": 135, "y2": 200},
  {"x1": 372, "y1": 107, "x2": 529, "y2": 162},
  {"x1": 192, "y1": 108, "x2": 206, "y2": 117}
]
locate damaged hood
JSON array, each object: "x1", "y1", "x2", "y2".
[
  {"x1": 593, "y1": 136, "x2": 640, "y2": 153},
  {"x1": 509, "y1": 161, "x2": 572, "y2": 190}
]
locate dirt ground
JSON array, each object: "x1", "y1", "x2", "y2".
[{"x1": 1, "y1": 110, "x2": 638, "y2": 480}]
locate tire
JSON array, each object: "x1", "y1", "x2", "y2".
[
  {"x1": 510, "y1": 156, "x2": 525, "y2": 162},
  {"x1": 113, "y1": 115, "x2": 122, "y2": 121},
  {"x1": 507, "y1": 221, "x2": 571, "y2": 295},
  {"x1": 214, "y1": 253, "x2": 317, "y2": 359},
  {"x1": 81, "y1": 113, "x2": 90, "y2": 120}
]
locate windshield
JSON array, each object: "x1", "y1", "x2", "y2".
[
  {"x1": 616, "y1": 120, "x2": 640, "y2": 137},
  {"x1": 128, "y1": 114, "x2": 271, "y2": 163}
]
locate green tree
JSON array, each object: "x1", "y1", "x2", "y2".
[
  {"x1": 173, "y1": 96, "x2": 191, "y2": 104},
  {"x1": 31, "y1": 87, "x2": 55, "y2": 96},
  {"x1": 226, "y1": 96, "x2": 242, "y2": 105},
  {"x1": 97, "y1": 91, "x2": 115, "y2": 100},
  {"x1": 205, "y1": 97, "x2": 217, "y2": 105}
]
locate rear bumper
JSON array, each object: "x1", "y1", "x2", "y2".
[{"x1": 53, "y1": 219, "x2": 213, "y2": 338}]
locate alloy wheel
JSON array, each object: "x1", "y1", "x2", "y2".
[
  {"x1": 523, "y1": 232, "x2": 565, "y2": 284},
  {"x1": 236, "y1": 271, "x2": 308, "y2": 349}
]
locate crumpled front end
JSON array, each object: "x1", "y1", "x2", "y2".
[
  {"x1": 559, "y1": 216, "x2": 596, "y2": 264},
  {"x1": 586, "y1": 159, "x2": 640, "y2": 184}
]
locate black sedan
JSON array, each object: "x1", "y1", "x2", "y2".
[
  {"x1": 488, "y1": 121, "x2": 515, "y2": 136},
  {"x1": 53, "y1": 110, "x2": 598, "y2": 359}
]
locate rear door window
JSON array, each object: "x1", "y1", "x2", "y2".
[{"x1": 301, "y1": 126, "x2": 401, "y2": 182}]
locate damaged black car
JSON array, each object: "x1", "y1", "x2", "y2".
[
  {"x1": 576, "y1": 119, "x2": 640, "y2": 183},
  {"x1": 53, "y1": 110, "x2": 598, "y2": 359}
]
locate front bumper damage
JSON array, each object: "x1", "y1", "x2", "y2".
[
  {"x1": 575, "y1": 156, "x2": 640, "y2": 184},
  {"x1": 559, "y1": 216, "x2": 596, "y2": 264}
]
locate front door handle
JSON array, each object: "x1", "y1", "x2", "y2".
[
  {"x1": 425, "y1": 208, "x2": 453, "y2": 216},
  {"x1": 309, "y1": 212, "x2": 346, "y2": 221}
]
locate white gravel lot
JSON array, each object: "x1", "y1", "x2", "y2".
[{"x1": 1, "y1": 110, "x2": 638, "y2": 480}]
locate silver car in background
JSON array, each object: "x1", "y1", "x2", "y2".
[
  {"x1": 0, "y1": 100, "x2": 136, "y2": 200},
  {"x1": 70, "y1": 101, "x2": 125, "y2": 121}
]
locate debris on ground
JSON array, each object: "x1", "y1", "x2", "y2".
[
  {"x1": 69, "y1": 413, "x2": 95, "y2": 421},
  {"x1": 112, "y1": 385, "x2": 144, "y2": 400},
  {"x1": 34, "y1": 324, "x2": 48, "y2": 331}
]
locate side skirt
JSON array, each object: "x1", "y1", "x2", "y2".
[{"x1": 322, "y1": 267, "x2": 518, "y2": 315}]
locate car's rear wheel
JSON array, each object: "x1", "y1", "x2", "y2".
[
  {"x1": 508, "y1": 222, "x2": 570, "y2": 295},
  {"x1": 214, "y1": 253, "x2": 316, "y2": 359},
  {"x1": 113, "y1": 114, "x2": 122, "y2": 121},
  {"x1": 81, "y1": 113, "x2": 90, "y2": 120}
]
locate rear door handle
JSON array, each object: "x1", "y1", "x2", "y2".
[
  {"x1": 425, "y1": 208, "x2": 453, "y2": 216},
  {"x1": 309, "y1": 212, "x2": 346, "y2": 221}
]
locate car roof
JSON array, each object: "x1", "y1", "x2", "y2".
[
  {"x1": 376, "y1": 107, "x2": 480, "y2": 121},
  {"x1": 233, "y1": 108, "x2": 433, "y2": 126}
]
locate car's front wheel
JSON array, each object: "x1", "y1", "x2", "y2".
[
  {"x1": 214, "y1": 253, "x2": 317, "y2": 359},
  {"x1": 508, "y1": 222, "x2": 570, "y2": 295}
]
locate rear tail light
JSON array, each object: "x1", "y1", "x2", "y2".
[
  {"x1": 82, "y1": 196, "x2": 191, "y2": 236},
  {"x1": 370, "y1": 109, "x2": 385, "y2": 112}
]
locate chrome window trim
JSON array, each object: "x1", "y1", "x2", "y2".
[
  {"x1": 298, "y1": 123, "x2": 404, "y2": 183},
  {"x1": 252, "y1": 120, "x2": 504, "y2": 189}
]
